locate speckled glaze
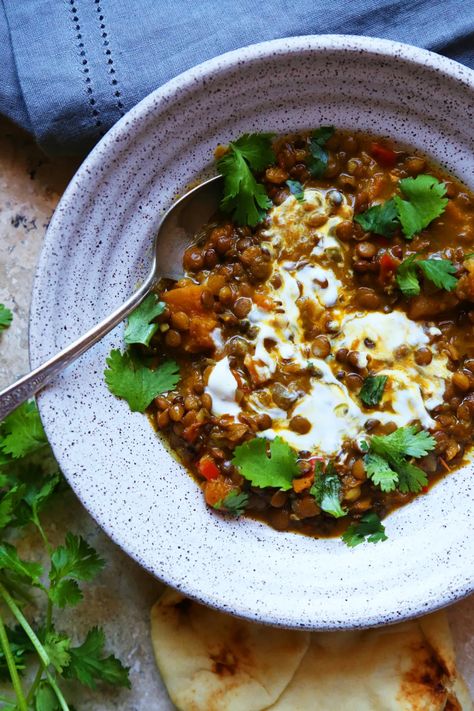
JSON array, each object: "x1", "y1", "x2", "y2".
[{"x1": 29, "y1": 36, "x2": 474, "y2": 630}]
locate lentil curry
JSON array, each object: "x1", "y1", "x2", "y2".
[{"x1": 113, "y1": 129, "x2": 474, "y2": 545}]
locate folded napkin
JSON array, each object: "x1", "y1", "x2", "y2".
[{"x1": 1, "y1": 0, "x2": 474, "y2": 156}]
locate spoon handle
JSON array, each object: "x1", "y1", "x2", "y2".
[{"x1": 0, "y1": 278, "x2": 154, "y2": 421}]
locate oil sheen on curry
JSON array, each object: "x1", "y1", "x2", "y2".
[{"x1": 145, "y1": 129, "x2": 474, "y2": 544}]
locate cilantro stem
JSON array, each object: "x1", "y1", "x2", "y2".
[
  {"x1": 0, "y1": 580, "x2": 50, "y2": 667},
  {"x1": 31, "y1": 511, "x2": 53, "y2": 557},
  {"x1": 44, "y1": 669, "x2": 70, "y2": 711},
  {"x1": 0, "y1": 582, "x2": 70, "y2": 710},
  {"x1": 26, "y1": 663, "x2": 45, "y2": 703},
  {"x1": 0, "y1": 610, "x2": 28, "y2": 711}
]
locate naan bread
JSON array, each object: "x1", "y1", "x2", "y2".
[
  {"x1": 151, "y1": 588, "x2": 472, "y2": 711},
  {"x1": 150, "y1": 588, "x2": 310, "y2": 711},
  {"x1": 269, "y1": 612, "x2": 472, "y2": 711}
]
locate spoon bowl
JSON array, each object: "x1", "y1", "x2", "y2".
[{"x1": 0, "y1": 174, "x2": 223, "y2": 420}]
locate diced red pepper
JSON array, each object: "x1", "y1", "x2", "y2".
[
  {"x1": 197, "y1": 455, "x2": 220, "y2": 481},
  {"x1": 379, "y1": 251, "x2": 398, "y2": 284},
  {"x1": 380, "y1": 252, "x2": 397, "y2": 271},
  {"x1": 370, "y1": 142, "x2": 397, "y2": 168},
  {"x1": 422, "y1": 485, "x2": 429, "y2": 494}
]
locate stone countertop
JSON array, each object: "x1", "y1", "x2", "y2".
[{"x1": 0, "y1": 116, "x2": 473, "y2": 709}]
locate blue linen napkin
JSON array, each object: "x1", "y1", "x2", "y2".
[{"x1": 1, "y1": 0, "x2": 473, "y2": 156}]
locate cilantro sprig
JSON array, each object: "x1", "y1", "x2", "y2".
[
  {"x1": 341, "y1": 512, "x2": 388, "y2": 547},
  {"x1": 396, "y1": 255, "x2": 458, "y2": 296},
  {"x1": 394, "y1": 175, "x2": 448, "y2": 238},
  {"x1": 310, "y1": 462, "x2": 346, "y2": 518},
  {"x1": 0, "y1": 401, "x2": 130, "y2": 709},
  {"x1": 0, "y1": 401, "x2": 47, "y2": 458},
  {"x1": 354, "y1": 199, "x2": 399, "y2": 237},
  {"x1": 232, "y1": 437, "x2": 299, "y2": 490},
  {"x1": 363, "y1": 425, "x2": 436, "y2": 493},
  {"x1": 355, "y1": 175, "x2": 448, "y2": 239},
  {"x1": 213, "y1": 490, "x2": 249, "y2": 517},
  {"x1": 217, "y1": 133, "x2": 275, "y2": 227},
  {"x1": 359, "y1": 375, "x2": 387, "y2": 407},
  {"x1": 307, "y1": 126, "x2": 334, "y2": 177},
  {"x1": 124, "y1": 293, "x2": 165, "y2": 347},
  {"x1": 104, "y1": 349, "x2": 180, "y2": 412}
]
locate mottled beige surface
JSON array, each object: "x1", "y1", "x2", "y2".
[
  {"x1": 0, "y1": 115, "x2": 472, "y2": 709},
  {"x1": 0, "y1": 118, "x2": 173, "y2": 710}
]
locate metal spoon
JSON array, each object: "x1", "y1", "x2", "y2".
[{"x1": 0, "y1": 174, "x2": 224, "y2": 420}]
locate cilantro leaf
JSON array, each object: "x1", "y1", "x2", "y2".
[
  {"x1": 310, "y1": 463, "x2": 346, "y2": 518},
  {"x1": 359, "y1": 375, "x2": 387, "y2": 407},
  {"x1": 49, "y1": 579, "x2": 83, "y2": 608},
  {"x1": 0, "y1": 304, "x2": 12, "y2": 331},
  {"x1": 0, "y1": 401, "x2": 47, "y2": 458},
  {"x1": 0, "y1": 485, "x2": 26, "y2": 529},
  {"x1": 365, "y1": 426, "x2": 435, "y2": 494},
  {"x1": 213, "y1": 490, "x2": 248, "y2": 516},
  {"x1": 0, "y1": 542, "x2": 43, "y2": 586},
  {"x1": 49, "y1": 534, "x2": 104, "y2": 608},
  {"x1": 354, "y1": 198, "x2": 399, "y2": 237},
  {"x1": 307, "y1": 126, "x2": 334, "y2": 177},
  {"x1": 396, "y1": 254, "x2": 420, "y2": 296},
  {"x1": 365, "y1": 453, "x2": 398, "y2": 492},
  {"x1": 25, "y1": 473, "x2": 61, "y2": 520},
  {"x1": 417, "y1": 259, "x2": 458, "y2": 291},
  {"x1": 371, "y1": 425, "x2": 436, "y2": 460},
  {"x1": 342, "y1": 512, "x2": 388, "y2": 547},
  {"x1": 397, "y1": 255, "x2": 458, "y2": 296},
  {"x1": 396, "y1": 460, "x2": 428, "y2": 494},
  {"x1": 124, "y1": 294, "x2": 165, "y2": 347},
  {"x1": 104, "y1": 349, "x2": 180, "y2": 412},
  {"x1": 230, "y1": 133, "x2": 275, "y2": 172},
  {"x1": 44, "y1": 632, "x2": 70, "y2": 673},
  {"x1": 232, "y1": 436, "x2": 299, "y2": 490},
  {"x1": 63, "y1": 627, "x2": 131, "y2": 689},
  {"x1": 394, "y1": 175, "x2": 448, "y2": 238},
  {"x1": 217, "y1": 133, "x2": 274, "y2": 227},
  {"x1": 312, "y1": 126, "x2": 335, "y2": 144},
  {"x1": 50, "y1": 533, "x2": 105, "y2": 585},
  {"x1": 286, "y1": 180, "x2": 305, "y2": 202},
  {"x1": 34, "y1": 681, "x2": 60, "y2": 711}
]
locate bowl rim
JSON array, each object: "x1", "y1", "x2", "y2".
[{"x1": 30, "y1": 34, "x2": 474, "y2": 629}]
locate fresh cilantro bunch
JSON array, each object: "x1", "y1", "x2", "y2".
[
  {"x1": 362, "y1": 425, "x2": 436, "y2": 494},
  {"x1": 217, "y1": 133, "x2": 275, "y2": 227},
  {"x1": 0, "y1": 401, "x2": 130, "y2": 710},
  {"x1": 396, "y1": 255, "x2": 458, "y2": 296},
  {"x1": 310, "y1": 462, "x2": 346, "y2": 518},
  {"x1": 355, "y1": 174, "x2": 448, "y2": 239}
]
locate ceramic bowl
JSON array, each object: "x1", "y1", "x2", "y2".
[{"x1": 30, "y1": 35, "x2": 474, "y2": 629}]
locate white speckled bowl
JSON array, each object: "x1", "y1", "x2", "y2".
[{"x1": 30, "y1": 36, "x2": 474, "y2": 629}]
